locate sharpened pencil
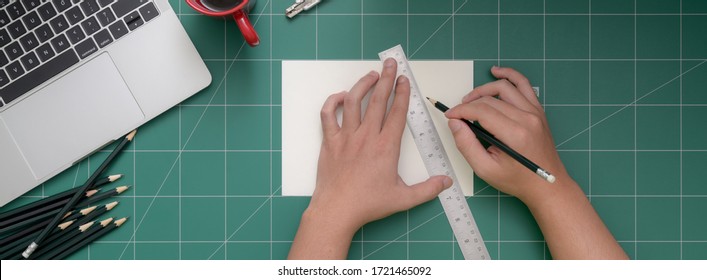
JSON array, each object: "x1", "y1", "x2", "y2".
[
  {"x1": 0, "y1": 190, "x2": 99, "y2": 229},
  {"x1": 29, "y1": 219, "x2": 99, "y2": 260},
  {"x1": 36, "y1": 217, "x2": 117, "y2": 260},
  {"x1": 0, "y1": 205, "x2": 96, "y2": 249},
  {"x1": 74, "y1": 186, "x2": 130, "y2": 208},
  {"x1": 0, "y1": 190, "x2": 99, "y2": 234},
  {"x1": 50, "y1": 217, "x2": 127, "y2": 260},
  {"x1": 23, "y1": 130, "x2": 136, "y2": 258},
  {"x1": 0, "y1": 220, "x2": 75, "y2": 260},
  {"x1": 0, "y1": 174, "x2": 121, "y2": 221},
  {"x1": 426, "y1": 97, "x2": 556, "y2": 183}
]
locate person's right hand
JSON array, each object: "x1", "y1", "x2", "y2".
[{"x1": 445, "y1": 66, "x2": 571, "y2": 202}]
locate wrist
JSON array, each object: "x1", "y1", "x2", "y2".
[
  {"x1": 301, "y1": 205, "x2": 360, "y2": 239},
  {"x1": 517, "y1": 174, "x2": 584, "y2": 210}
]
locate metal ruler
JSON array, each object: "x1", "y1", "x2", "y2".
[{"x1": 379, "y1": 45, "x2": 490, "y2": 260}]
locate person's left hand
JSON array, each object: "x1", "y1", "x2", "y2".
[{"x1": 306, "y1": 58, "x2": 453, "y2": 234}]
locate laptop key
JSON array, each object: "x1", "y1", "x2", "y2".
[
  {"x1": 36, "y1": 42, "x2": 55, "y2": 62},
  {"x1": 112, "y1": 0, "x2": 148, "y2": 18},
  {"x1": 8, "y1": 21, "x2": 27, "y2": 39},
  {"x1": 0, "y1": 29, "x2": 10, "y2": 48},
  {"x1": 93, "y1": 29, "x2": 112, "y2": 48},
  {"x1": 80, "y1": 16, "x2": 101, "y2": 35},
  {"x1": 5, "y1": 41, "x2": 24, "y2": 60},
  {"x1": 22, "y1": 0, "x2": 42, "y2": 10},
  {"x1": 75, "y1": 38, "x2": 97, "y2": 59},
  {"x1": 80, "y1": 0, "x2": 101, "y2": 16},
  {"x1": 124, "y1": 11, "x2": 143, "y2": 31},
  {"x1": 52, "y1": 0, "x2": 72, "y2": 13},
  {"x1": 0, "y1": 10, "x2": 10, "y2": 28},
  {"x1": 49, "y1": 14, "x2": 69, "y2": 34},
  {"x1": 139, "y1": 2, "x2": 159, "y2": 22},
  {"x1": 20, "y1": 51, "x2": 39, "y2": 71},
  {"x1": 0, "y1": 69, "x2": 8, "y2": 88},
  {"x1": 0, "y1": 49, "x2": 7, "y2": 66},
  {"x1": 22, "y1": 11, "x2": 42, "y2": 31},
  {"x1": 108, "y1": 20, "x2": 128, "y2": 40},
  {"x1": 0, "y1": 50, "x2": 79, "y2": 106},
  {"x1": 98, "y1": 0, "x2": 114, "y2": 7},
  {"x1": 7, "y1": 2, "x2": 26, "y2": 20},
  {"x1": 96, "y1": 8, "x2": 116, "y2": 26},
  {"x1": 66, "y1": 25, "x2": 85, "y2": 44},
  {"x1": 65, "y1": 5, "x2": 84, "y2": 25},
  {"x1": 37, "y1": 2, "x2": 57, "y2": 21},
  {"x1": 0, "y1": 50, "x2": 7, "y2": 67},
  {"x1": 19, "y1": 32, "x2": 39, "y2": 51},
  {"x1": 50, "y1": 33, "x2": 70, "y2": 53},
  {"x1": 35, "y1": 24, "x2": 54, "y2": 43},
  {"x1": 6, "y1": 60, "x2": 24, "y2": 79}
]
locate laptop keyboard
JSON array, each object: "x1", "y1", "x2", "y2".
[{"x1": 0, "y1": 0, "x2": 160, "y2": 109}]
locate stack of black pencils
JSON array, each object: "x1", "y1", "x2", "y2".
[{"x1": 0, "y1": 130, "x2": 137, "y2": 260}]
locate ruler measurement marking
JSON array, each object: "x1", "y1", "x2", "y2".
[{"x1": 379, "y1": 45, "x2": 490, "y2": 260}]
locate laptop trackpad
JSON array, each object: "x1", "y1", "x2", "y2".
[{"x1": 2, "y1": 53, "x2": 145, "y2": 179}]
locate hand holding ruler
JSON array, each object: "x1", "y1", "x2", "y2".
[{"x1": 379, "y1": 45, "x2": 490, "y2": 260}]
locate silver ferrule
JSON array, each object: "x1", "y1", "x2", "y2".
[{"x1": 22, "y1": 242, "x2": 38, "y2": 258}]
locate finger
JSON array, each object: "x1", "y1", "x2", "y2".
[
  {"x1": 491, "y1": 66, "x2": 542, "y2": 109},
  {"x1": 462, "y1": 77, "x2": 535, "y2": 112},
  {"x1": 445, "y1": 101, "x2": 522, "y2": 141},
  {"x1": 475, "y1": 96, "x2": 529, "y2": 123},
  {"x1": 363, "y1": 58, "x2": 398, "y2": 130},
  {"x1": 381, "y1": 75, "x2": 410, "y2": 142},
  {"x1": 447, "y1": 119, "x2": 498, "y2": 177},
  {"x1": 343, "y1": 71, "x2": 380, "y2": 131},
  {"x1": 320, "y1": 92, "x2": 345, "y2": 138},
  {"x1": 399, "y1": 175, "x2": 452, "y2": 210}
]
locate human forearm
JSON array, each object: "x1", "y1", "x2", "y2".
[
  {"x1": 288, "y1": 207, "x2": 357, "y2": 259},
  {"x1": 522, "y1": 177, "x2": 628, "y2": 260}
]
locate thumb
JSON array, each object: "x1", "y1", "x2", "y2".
[
  {"x1": 448, "y1": 119, "x2": 496, "y2": 176},
  {"x1": 401, "y1": 176, "x2": 453, "y2": 210}
]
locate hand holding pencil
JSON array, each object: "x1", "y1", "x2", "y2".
[{"x1": 442, "y1": 66, "x2": 571, "y2": 203}]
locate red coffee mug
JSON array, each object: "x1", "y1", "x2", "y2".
[{"x1": 186, "y1": 0, "x2": 260, "y2": 47}]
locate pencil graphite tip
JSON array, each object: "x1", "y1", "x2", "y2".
[
  {"x1": 100, "y1": 217, "x2": 114, "y2": 227},
  {"x1": 80, "y1": 205, "x2": 98, "y2": 215},
  {"x1": 126, "y1": 130, "x2": 137, "y2": 141},
  {"x1": 114, "y1": 217, "x2": 128, "y2": 227},
  {"x1": 79, "y1": 221, "x2": 95, "y2": 232},
  {"x1": 108, "y1": 174, "x2": 123, "y2": 182},
  {"x1": 58, "y1": 220, "x2": 75, "y2": 230},
  {"x1": 106, "y1": 201, "x2": 119, "y2": 210},
  {"x1": 116, "y1": 186, "x2": 130, "y2": 193}
]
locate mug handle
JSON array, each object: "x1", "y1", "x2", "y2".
[{"x1": 233, "y1": 10, "x2": 260, "y2": 47}]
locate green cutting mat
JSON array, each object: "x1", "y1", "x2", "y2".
[{"x1": 2, "y1": 0, "x2": 706, "y2": 260}]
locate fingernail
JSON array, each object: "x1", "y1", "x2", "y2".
[
  {"x1": 462, "y1": 94, "x2": 472, "y2": 103},
  {"x1": 385, "y1": 58, "x2": 396, "y2": 67},
  {"x1": 448, "y1": 119, "x2": 462, "y2": 132},
  {"x1": 443, "y1": 177, "x2": 453, "y2": 188},
  {"x1": 491, "y1": 65, "x2": 499, "y2": 70},
  {"x1": 398, "y1": 76, "x2": 408, "y2": 83},
  {"x1": 368, "y1": 70, "x2": 378, "y2": 77}
]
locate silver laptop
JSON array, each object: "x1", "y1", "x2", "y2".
[{"x1": 0, "y1": 0, "x2": 211, "y2": 206}]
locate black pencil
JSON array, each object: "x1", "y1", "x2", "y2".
[
  {"x1": 29, "y1": 217, "x2": 106, "y2": 260},
  {"x1": 23, "y1": 130, "x2": 136, "y2": 258},
  {"x1": 0, "y1": 220, "x2": 75, "y2": 259},
  {"x1": 52, "y1": 217, "x2": 127, "y2": 260},
  {"x1": 74, "y1": 186, "x2": 130, "y2": 208},
  {"x1": 0, "y1": 190, "x2": 99, "y2": 234},
  {"x1": 0, "y1": 174, "x2": 122, "y2": 222},
  {"x1": 426, "y1": 97, "x2": 556, "y2": 183}
]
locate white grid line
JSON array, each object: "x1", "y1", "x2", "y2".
[
  {"x1": 633, "y1": 0, "x2": 638, "y2": 258},
  {"x1": 679, "y1": 0, "x2": 684, "y2": 259}
]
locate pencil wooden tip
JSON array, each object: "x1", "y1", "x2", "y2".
[
  {"x1": 79, "y1": 221, "x2": 95, "y2": 232},
  {"x1": 126, "y1": 130, "x2": 137, "y2": 141},
  {"x1": 80, "y1": 205, "x2": 98, "y2": 215},
  {"x1": 100, "y1": 217, "x2": 114, "y2": 227},
  {"x1": 116, "y1": 186, "x2": 130, "y2": 193},
  {"x1": 63, "y1": 211, "x2": 74, "y2": 219},
  {"x1": 108, "y1": 174, "x2": 123, "y2": 182},
  {"x1": 114, "y1": 217, "x2": 128, "y2": 227},
  {"x1": 86, "y1": 189, "x2": 100, "y2": 197},
  {"x1": 106, "y1": 201, "x2": 119, "y2": 210},
  {"x1": 426, "y1": 97, "x2": 437, "y2": 104},
  {"x1": 58, "y1": 220, "x2": 75, "y2": 230}
]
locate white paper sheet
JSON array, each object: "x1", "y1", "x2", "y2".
[{"x1": 282, "y1": 60, "x2": 475, "y2": 196}]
